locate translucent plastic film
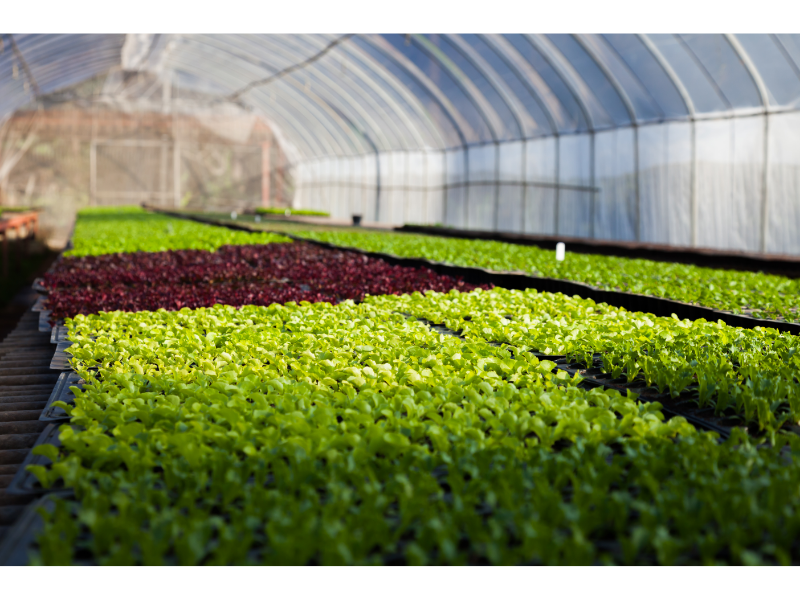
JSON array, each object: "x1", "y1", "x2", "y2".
[{"x1": 4, "y1": 34, "x2": 800, "y2": 254}]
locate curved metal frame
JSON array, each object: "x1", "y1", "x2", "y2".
[
  {"x1": 479, "y1": 34, "x2": 562, "y2": 236},
  {"x1": 253, "y1": 35, "x2": 419, "y2": 151},
  {"x1": 525, "y1": 34, "x2": 598, "y2": 237},
  {"x1": 725, "y1": 34, "x2": 771, "y2": 253},
  {"x1": 638, "y1": 34, "x2": 700, "y2": 247},
  {"x1": 574, "y1": 34, "x2": 640, "y2": 240},
  {"x1": 185, "y1": 37, "x2": 360, "y2": 159}
]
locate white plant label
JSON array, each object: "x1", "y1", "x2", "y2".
[{"x1": 556, "y1": 242, "x2": 566, "y2": 262}]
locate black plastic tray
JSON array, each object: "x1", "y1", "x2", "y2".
[
  {"x1": 0, "y1": 495, "x2": 56, "y2": 566},
  {"x1": 40, "y1": 371, "x2": 83, "y2": 423},
  {"x1": 38, "y1": 311, "x2": 52, "y2": 333},
  {"x1": 0, "y1": 491, "x2": 76, "y2": 566},
  {"x1": 50, "y1": 325, "x2": 69, "y2": 344},
  {"x1": 32, "y1": 278, "x2": 48, "y2": 294},
  {"x1": 50, "y1": 341, "x2": 73, "y2": 371},
  {"x1": 5, "y1": 424, "x2": 72, "y2": 496},
  {"x1": 31, "y1": 296, "x2": 47, "y2": 312}
]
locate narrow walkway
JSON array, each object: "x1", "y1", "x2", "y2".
[{"x1": 0, "y1": 306, "x2": 57, "y2": 541}]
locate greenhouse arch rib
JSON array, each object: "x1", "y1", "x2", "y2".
[
  {"x1": 343, "y1": 41, "x2": 451, "y2": 150},
  {"x1": 411, "y1": 34, "x2": 507, "y2": 143},
  {"x1": 724, "y1": 34, "x2": 771, "y2": 254},
  {"x1": 573, "y1": 34, "x2": 641, "y2": 240},
  {"x1": 248, "y1": 35, "x2": 408, "y2": 152},
  {"x1": 409, "y1": 34, "x2": 519, "y2": 229},
  {"x1": 446, "y1": 35, "x2": 529, "y2": 231},
  {"x1": 524, "y1": 34, "x2": 597, "y2": 237},
  {"x1": 225, "y1": 34, "x2": 354, "y2": 102},
  {"x1": 182, "y1": 35, "x2": 374, "y2": 158},
  {"x1": 364, "y1": 35, "x2": 472, "y2": 226},
  {"x1": 478, "y1": 34, "x2": 564, "y2": 236},
  {"x1": 366, "y1": 35, "x2": 473, "y2": 144},
  {"x1": 6, "y1": 35, "x2": 41, "y2": 98},
  {"x1": 637, "y1": 34, "x2": 700, "y2": 247}
]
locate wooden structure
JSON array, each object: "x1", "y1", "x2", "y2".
[{"x1": 0, "y1": 211, "x2": 39, "y2": 278}]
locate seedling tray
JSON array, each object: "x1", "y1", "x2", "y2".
[
  {"x1": 410, "y1": 314, "x2": 565, "y2": 360},
  {"x1": 40, "y1": 371, "x2": 83, "y2": 423},
  {"x1": 50, "y1": 342, "x2": 73, "y2": 371},
  {"x1": 38, "y1": 311, "x2": 53, "y2": 333},
  {"x1": 5, "y1": 423, "x2": 74, "y2": 496},
  {"x1": 50, "y1": 325, "x2": 69, "y2": 344},
  {"x1": 31, "y1": 278, "x2": 48, "y2": 294},
  {"x1": 31, "y1": 296, "x2": 47, "y2": 312},
  {"x1": 0, "y1": 494, "x2": 72, "y2": 566}
]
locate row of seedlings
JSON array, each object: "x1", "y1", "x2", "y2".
[{"x1": 229, "y1": 217, "x2": 800, "y2": 327}]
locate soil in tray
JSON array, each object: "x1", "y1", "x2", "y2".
[{"x1": 43, "y1": 243, "x2": 489, "y2": 320}]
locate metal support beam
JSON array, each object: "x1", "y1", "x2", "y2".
[
  {"x1": 725, "y1": 34, "x2": 772, "y2": 254},
  {"x1": 638, "y1": 35, "x2": 699, "y2": 247},
  {"x1": 261, "y1": 138, "x2": 271, "y2": 207}
]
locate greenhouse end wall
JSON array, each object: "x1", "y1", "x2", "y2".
[{"x1": 293, "y1": 113, "x2": 800, "y2": 255}]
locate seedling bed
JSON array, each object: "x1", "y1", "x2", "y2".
[
  {"x1": 408, "y1": 314, "x2": 734, "y2": 438},
  {"x1": 150, "y1": 209, "x2": 800, "y2": 336},
  {"x1": 20, "y1": 300, "x2": 800, "y2": 565},
  {"x1": 0, "y1": 437, "x2": 748, "y2": 567},
  {"x1": 396, "y1": 224, "x2": 800, "y2": 278},
  {"x1": 64, "y1": 206, "x2": 288, "y2": 258},
  {"x1": 306, "y1": 237, "x2": 800, "y2": 336},
  {"x1": 0, "y1": 489, "x2": 532, "y2": 566},
  {"x1": 42, "y1": 242, "x2": 485, "y2": 321},
  {"x1": 551, "y1": 358, "x2": 735, "y2": 438},
  {"x1": 15, "y1": 208, "x2": 800, "y2": 565}
]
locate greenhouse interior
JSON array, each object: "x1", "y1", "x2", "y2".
[{"x1": 3, "y1": 32, "x2": 800, "y2": 566}]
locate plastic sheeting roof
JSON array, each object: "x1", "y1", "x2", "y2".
[{"x1": 3, "y1": 33, "x2": 800, "y2": 162}]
